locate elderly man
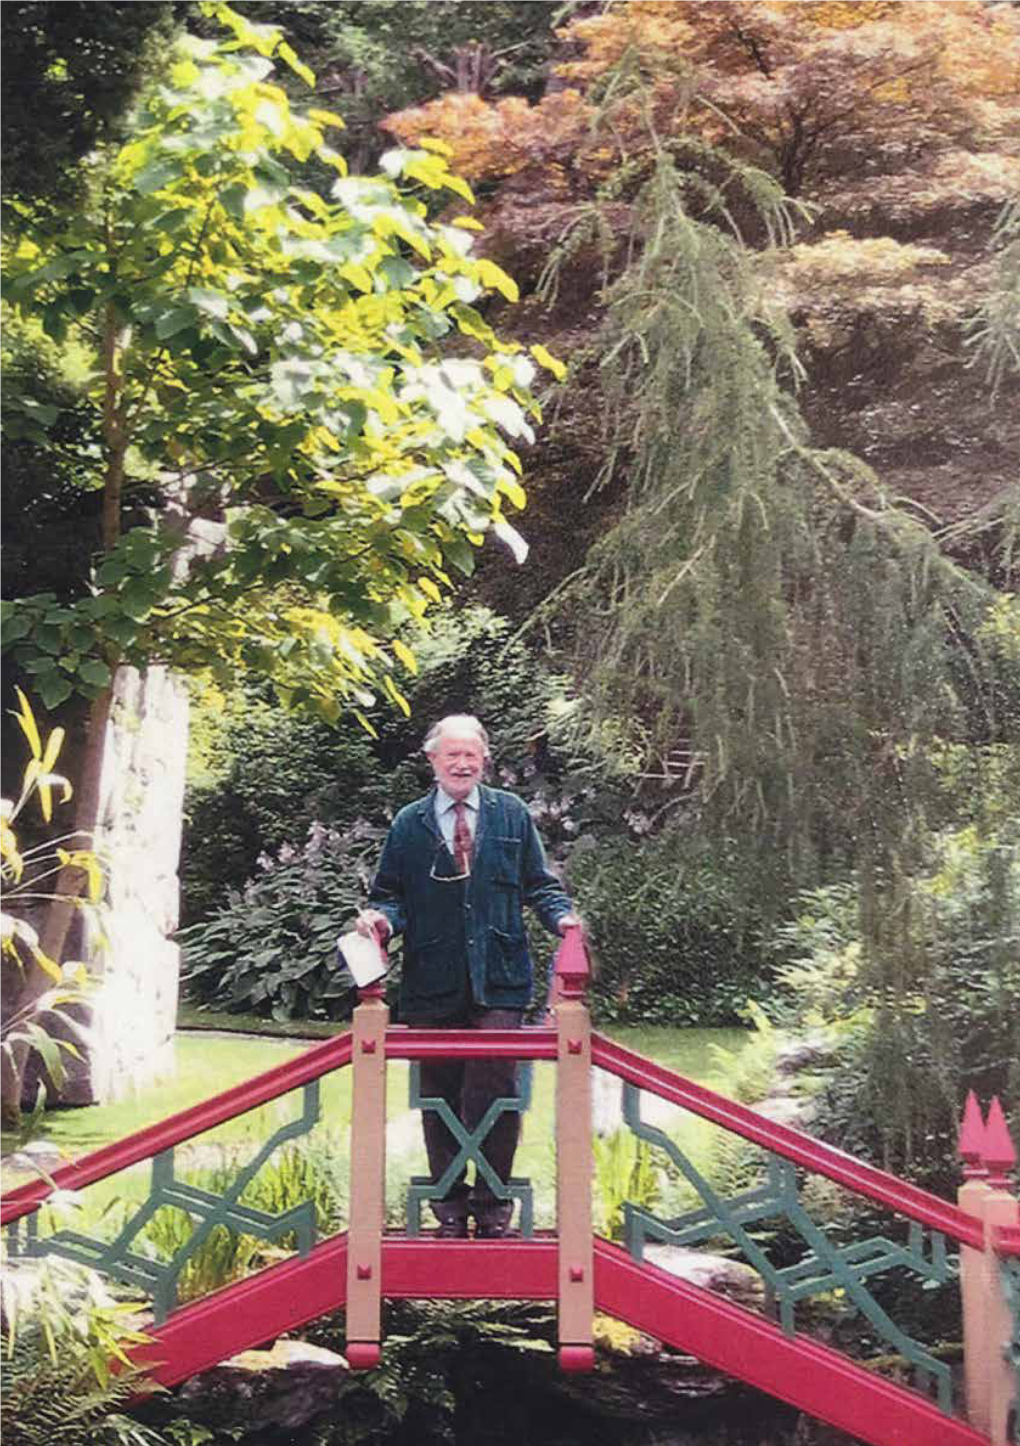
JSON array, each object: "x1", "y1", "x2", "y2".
[{"x1": 355, "y1": 713, "x2": 580, "y2": 1238}]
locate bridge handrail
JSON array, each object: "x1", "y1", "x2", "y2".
[
  {"x1": 0, "y1": 1031, "x2": 354, "y2": 1227},
  {"x1": 591, "y1": 1033, "x2": 984, "y2": 1250},
  {"x1": 2, "y1": 1020, "x2": 984, "y2": 1250},
  {"x1": 385, "y1": 1026, "x2": 557, "y2": 1060},
  {"x1": 1, "y1": 930, "x2": 590, "y2": 1227}
]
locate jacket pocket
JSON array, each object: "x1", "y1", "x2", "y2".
[{"x1": 487, "y1": 926, "x2": 530, "y2": 988}]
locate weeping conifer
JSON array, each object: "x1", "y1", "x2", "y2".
[{"x1": 538, "y1": 77, "x2": 1018, "y2": 1173}]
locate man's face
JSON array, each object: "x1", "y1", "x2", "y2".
[{"x1": 429, "y1": 730, "x2": 486, "y2": 800}]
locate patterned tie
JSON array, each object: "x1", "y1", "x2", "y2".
[{"x1": 452, "y1": 801, "x2": 473, "y2": 875}]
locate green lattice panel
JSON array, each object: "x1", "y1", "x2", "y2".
[
  {"x1": 618, "y1": 1082, "x2": 956, "y2": 1414},
  {"x1": 5, "y1": 1082, "x2": 320, "y2": 1323},
  {"x1": 405, "y1": 1061, "x2": 534, "y2": 1236}
]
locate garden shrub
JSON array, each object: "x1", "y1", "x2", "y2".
[
  {"x1": 0, "y1": 1257, "x2": 169, "y2": 1446},
  {"x1": 180, "y1": 820, "x2": 385, "y2": 1020},
  {"x1": 775, "y1": 818, "x2": 1020, "y2": 1189},
  {"x1": 568, "y1": 832, "x2": 773, "y2": 1027},
  {"x1": 182, "y1": 689, "x2": 401, "y2": 926}
]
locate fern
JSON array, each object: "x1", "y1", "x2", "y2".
[
  {"x1": 1, "y1": 1259, "x2": 166, "y2": 1446},
  {"x1": 593, "y1": 1127, "x2": 662, "y2": 1241}
]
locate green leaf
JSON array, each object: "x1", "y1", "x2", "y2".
[
  {"x1": 102, "y1": 616, "x2": 139, "y2": 648},
  {"x1": 134, "y1": 158, "x2": 184, "y2": 195},
  {"x1": 155, "y1": 305, "x2": 198, "y2": 340},
  {"x1": 36, "y1": 670, "x2": 74, "y2": 709},
  {"x1": 95, "y1": 555, "x2": 128, "y2": 586},
  {"x1": 33, "y1": 624, "x2": 63, "y2": 656},
  {"x1": 13, "y1": 396, "x2": 61, "y2": 427},
  {"x1": 77, "y1": 658, "x2": 113, "y2": 688},
  {"x1": 23, "y1": 1024, "x2": 67, "y2": 1088},
  {"x1": 186, "y1": 287, "x2": 230, "y2": 321},
  {"x1": 2, "y1": 608, "x2": 33, "y2": 642},
  {"x1": 219, "y1": 183, "x2": 248, "y2": 221},
  {"x1": 379, "y1": 257, "x2": 416, "y2": 289},
  {"x1": 65, "y1": 288, "x2": 96, "y2": 318},
  {"x1": 244, "y1": 183, "x2": 286, "y2": 214},
  {"x1": 443, "y1": 538, "x2": 476, "y2": 576}
]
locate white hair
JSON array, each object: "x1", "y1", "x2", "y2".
[{"x1": 422, "y1": 714, "x2": 490, "y2": 757}]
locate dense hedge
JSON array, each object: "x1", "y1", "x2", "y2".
[
  {"x1": 568, "y1": 834, "x2": 774, "y2": 1027},
  {"x1": 180, "y1": 820, "x2": 386, "y2": 1021}
]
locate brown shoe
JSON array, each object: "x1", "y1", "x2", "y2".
[
  {"x1": 474, "y1": 1219, "x2": 509, "y2": 1239},
  {"x1": 436, "y1": 1218, "x2": 469, "y2": 1238}
]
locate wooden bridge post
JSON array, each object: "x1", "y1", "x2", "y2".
[
  {"x1": 959, "y1": 1092, "x2": 1019, "y2": 1444},
  {"x1": 958, "y1": 1090, "x2": 992, "y2": 1434},
  {"x1": 979, "y1": 1098, "x2": 1018, "y2": 1446},
  {"x1": 554, "y1": 927, "x2": 595, "y2": 1373},
  {"x1": 345, "y1": 980, "x2": 389, "y2": 1369}
]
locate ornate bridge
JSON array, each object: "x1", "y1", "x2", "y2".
[{"x1": 3, "y1": 933, "x2": 1017, "y2": 1445}]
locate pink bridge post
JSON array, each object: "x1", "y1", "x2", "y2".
[
  {"x1": 958, "y1": 1091, "x2": 1019, "y2": 1443},
  {"x1": 345, "y1": 974, "x2": 389, "y2": 1370},
  {"x1": 553, "y1": 926, "x2": 595, "y2": 1374}
]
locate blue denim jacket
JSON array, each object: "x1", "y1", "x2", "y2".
[{"x1": 368, "y1": 785, "x2": 572, "y2": 1019}]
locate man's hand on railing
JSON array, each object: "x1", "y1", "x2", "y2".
[{"x1": 354, "y1": 909, "x2": 391, "y2": 942}]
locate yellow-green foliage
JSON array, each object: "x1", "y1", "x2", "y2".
[
  {"x1": 1, "y1": 1258, "x2": 155, "y2": 1445},
  {"x1": 1, "y1": 691, "x2": 103, "y2": 1111},
  {"x1": 593, "y1": 1127, "x2": 661, "y2": 1241},
  {"x1": 3, "y1": 2, "x2": 563, "y2": 723}
]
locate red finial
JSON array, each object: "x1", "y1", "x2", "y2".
[
  {"x1": 982, "y1": 1096, "x2": 1017, "y2": 1187},
  {"x1": 958, "y1": 1089, "x2": 987, "y2": 1178},
  {"x1": 553, "y1": 926, "x2": 590, "y2": 1000}
]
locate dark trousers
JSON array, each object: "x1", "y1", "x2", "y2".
[{"x1": 409, "y1": 1006, "x2": 523, "y2": 1227}]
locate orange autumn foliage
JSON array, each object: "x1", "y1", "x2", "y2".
[
  {"x1": 383, "y1": 88, "x2": 592, "y2": 189},
  {"x1": 385, "y1": 2, "x2": 1019, "y2": 201},
  {"x1": 555, "y1": 0, "x2": 1020, "y2": 194}
]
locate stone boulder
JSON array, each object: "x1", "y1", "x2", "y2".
[
  {"x1": 773, "y1": 1035, "x2": 838, "y2": 1076},
  {"x1": 644, "y1": 1245, "x2": 765, "y2": 1313},
  {"x1": 174, "y1": 1337, "x2": 350, "y2": 1433}
]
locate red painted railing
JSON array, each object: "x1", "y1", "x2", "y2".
[
  {"x1": 0, "y1": 1032, "x2": 353, "y2": 1227},
  {"x1": 0, "y1": 1025, "x2": 983, "y2": 1247},
  {"x1": 386, "y1": 1027, "x2": 557, "y2": 1061},
  {"x1": 0, "y1": 934, "x2": 587, "y2": 1228},
  {"x1": 591, "y1": 1033, "x2": 985, "y2": 1250},
  {"x1": 2, "y1": 925, "x2": 1015, "y2": 1446}
]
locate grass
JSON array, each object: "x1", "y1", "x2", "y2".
[
  {"x1": 175, "y1": 1002, "x2": 339, "y2": 1039},
  {"x1": 3, "y1": 1033, "x2": 327, "y2": 1162}
]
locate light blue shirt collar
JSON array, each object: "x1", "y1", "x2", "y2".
[{"x1": 435, "y1": 784, "x2": 479, "y2": 816}]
